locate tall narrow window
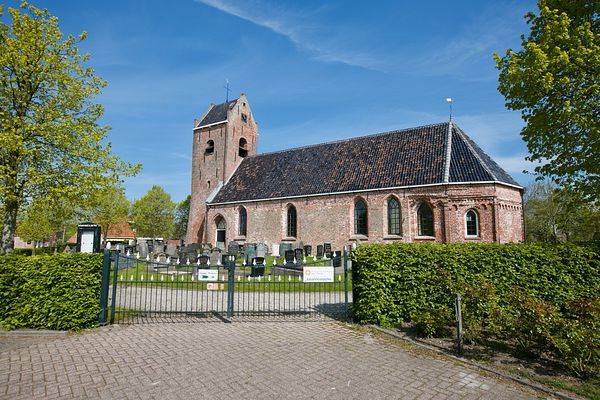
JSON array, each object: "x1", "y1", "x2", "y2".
[
  {"x1": 418, "y1": 203, "x2": 434, "y2": 236},
  {"x1": 354, "y1": 200, "x2": 368, "y2": 235},
  {"x1": 239, "y1": 138, "x2": 248, "y2": 157},
  {"x1": 238, "y1": 207, "x2": 247, "y2": 236},
  {"x1": 287, "y1": 205, "x2": 297, "y2": 238},
  {"x1": 387, "y1": 198, "x2": 401, "y2": 235},
  {"x1": 465, "y1": 210, "x2": 479, "y2": 237}
]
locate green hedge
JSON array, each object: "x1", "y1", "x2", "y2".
[
  {"x1": 0, "y1": 253, "x2": 103, "y2": 331},
  {"x1": 351, "y1": 243, "x2": 600, "y2": 377}
]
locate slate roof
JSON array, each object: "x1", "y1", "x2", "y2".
[
  {"x1": 211, "y1": 122, "x2": 520, "y2": 204},
  {"x1": 198, "y1": 99, "x2": 238, "y2": 127}
]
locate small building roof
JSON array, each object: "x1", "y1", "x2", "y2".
[
  {"x1": 210, "y1": 122, "x2": 520, "y2": 204},
  {"x1": 197, "y1": 99, "x2": 238, "y2": 127}
]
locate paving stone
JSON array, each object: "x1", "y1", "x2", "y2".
[{"x1": 0, "y1": 322, "x2": 543, "y2": 399}]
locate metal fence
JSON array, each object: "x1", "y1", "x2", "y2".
[{"x1": 99, "y1": 251, "x2": 351, "y2": 324}]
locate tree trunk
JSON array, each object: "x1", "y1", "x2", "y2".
[{"x1": 0, "y1": 200, "x2": 19, "y2": 255}]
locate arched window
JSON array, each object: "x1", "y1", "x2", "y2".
[
  {"x1": 465, "y1": 210, "x2": 479, "y2": 237},
  {"x1": 354, "y1": 199, "x2": 368, "y2": 235},
  {"x1": 387, "y1": 197, "x2": 401, "y2": 235},
  {"x1": 287, "y1": 205, "x2": 297, "y2": 238},
  {"x1": 238, "y1": 207, "x2": 247, "y2": 236},
  {"x1": 239, "y1": 138, "x2": 248, "y2": 157},
  {"x1": 206, "y1": 140, "x2": 214, "y2": 155},
  {"x1": 215, "y1": 217, "x2": 226, "y2": 250},
  {"x1": 418, "y1": 203, "x2": 434, "y2": 236}
]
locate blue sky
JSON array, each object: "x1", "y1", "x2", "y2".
[{"x1": 5, "y1": 0, "x2": 537, "y2": 202}]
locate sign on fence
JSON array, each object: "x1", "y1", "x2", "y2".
[
  {"x1": 303, "y1": 266, "x2": 334, "y2": 283},
  {"x1": 197, "y1": 269, "x2": 219, "y2": 281}
]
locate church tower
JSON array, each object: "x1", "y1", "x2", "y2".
[{"x1": 186, "y1": 93, "x2": 258, "y2": 244}]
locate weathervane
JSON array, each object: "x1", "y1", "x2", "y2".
[
  {"x1": 446, "y1": 98, "x2": 453, "y2": 121},
  {"x1": 224, "y1": 79, "x2": 231, "y2": 102}
]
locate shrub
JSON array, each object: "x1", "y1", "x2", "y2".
[
  {"x1": 351, "y1": 242, "x2": 600, "y2": 377},
  {"x1": 0, "y1": 253, "x2": 103, "y2": 330}
]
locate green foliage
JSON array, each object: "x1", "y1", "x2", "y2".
[
  {"x1": 0, "y1": 3, "x2": 140, "y2": 254},
  {"x1": 86, "y1": 183, "x2": 130, "y2": 245},
  {"x1": 494, "y1": 1, "x2": 600, "y2": 200},
  {"x1": 131, "y1": 185, "x2": 176, "y2": 239},
  {"x1": 524, "y1": 182, "x2": 600, "y2": 242},
  {"x1": 352, "y1": 242, "x2": 600, "y2": 377},
  {"x1": 0, "y1": 253, "x2": 102, "y2": 330},
  {"x1": 174, "y1": 195, "x2": 190, "y2": 240}
]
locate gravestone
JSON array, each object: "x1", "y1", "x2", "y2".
[
  {"x1": 251, "y1": 257, "x2": 265, "y2": 277},
  {"x1": 279, "y1": 242, "x2": 292, "y2": 257},
  {"x1": 210, "y1": 248, "x2": 221, "y2": 265},
  {"x1": 324, "y1": 242, "x2": 332, "y2": 258},
  {"x1": 165, "y1": 243, "x2": 178, "y2": 257},
  {"x1": 138, "y1": 241, "x2": 149, "y2": 258},
  {"x1": 245, "y1": 243, "x2": 256, "y2": 264},
  {"x1": 316, "y1": 245, "x2": 324, "y2": 258},
  {"x1": 284, "y1": 250, "x2": 295, "y2": 264},
  {"x1": 271, "y1": 243, "x2": 280, "y2": 257},
  {"x1": 294, "y1": 248, "x2": 304, "y2": 265},
  {"x1": 198, "y1": 255, "x2": 209, "y2": 266},
  {"x1": 227, "y1": 241, "x2": 240, "y2": 257},
  {"x1": 303, "y1": 245, "x2": 312, "y2": 256},
  {"x1": 256, "y1": 243, "x2": 268, "y2": 258}
]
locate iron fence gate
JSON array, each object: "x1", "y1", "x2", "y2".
[{"x1": 99, "y1": 250, "x2": 351, "y2": 324}]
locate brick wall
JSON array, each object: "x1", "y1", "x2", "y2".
[
  {"x1": 186, "y1": 94, "x2": 258, "y2": 244},
  {"x1": 203, "y1": 183, "x2": 524, "y2": 252}
]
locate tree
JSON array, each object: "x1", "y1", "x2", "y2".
[
  {"x1": 15, "y1": 200, "x2": 55, "y2": 252},
  {"x1": 174, "y1": 195, "x2": 190, "y2": 240},
  {"x1": 86, "y1": 184, "x2": 130, "y2": 246},
  {"x1": 494, "y1": 1, "x2": 599, "y2": 201},
  {"x1": 0, "y1": 3, "x2": 139, "y2": 254},
  {"x1": 131, "y1": 186, "x2": 175, "y2": 239},
  {"x1": 524, "y1": 181, "x2": 600, "y2": 242}
]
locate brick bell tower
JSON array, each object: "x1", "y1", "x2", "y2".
[{"x1": 186, "y1": 93, "x2": 258, "y2": 244}]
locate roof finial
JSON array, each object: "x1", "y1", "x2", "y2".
[
  {"x1": 224, "y1": 79, "x2": 231, "y2": 102},
  {"x1": 446, "y1": 98, "x2": 453, "y2": 122}
]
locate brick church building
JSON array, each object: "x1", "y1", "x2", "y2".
[{"x1": 186, "y1": 94, "x2": 524, "y2": 251}]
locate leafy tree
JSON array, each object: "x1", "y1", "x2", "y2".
[
  {"x1": 131, "y1": 186, "x2": 175, "y2": 239},
  {"x1": 15, "y1": 200, "x2": 55, "y2": 252},
  {"x1": 86, "y1": 184, "x2": 131, "y2": 246},
  {"x1": 0, "y1": 3, "x2": 139, "y2": 254},
  {"x1": 174, "y1": 195, "x2": 190, "y2": 240},
  {"x1": 494, "y1": 1, "x2": 599, "y2": 201},
  {"x1": 524, "y1": 181, "x2": 600, "y2": 242}
]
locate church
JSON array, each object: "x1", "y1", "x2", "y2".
[{"x1": 186, "y1": 94, "x2": 524, "y2": 251}]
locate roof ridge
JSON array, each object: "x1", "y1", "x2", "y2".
[
  {"x1": 442, "y1": 120, "x2": 453, "y2": 183},
  {"x1": 452, "y1": 123, "x2": 498, "y2": 181},
  {"x1": 247, "y1": 121, "x2": 449, "y2": 158}
]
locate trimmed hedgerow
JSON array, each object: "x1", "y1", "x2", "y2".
[
  {"x1": 0, "y1": 253, "x2": 103, "y2": 331},
  {"x1": 351, "y1": 243, "x2": 600, "y2": 377}
]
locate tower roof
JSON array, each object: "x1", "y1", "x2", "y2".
[
  {"x1": 197, "y1": 99, "x2": 238, "y2": 127},
  {"x1": 210, "y1": 122, "x2": 520, "y2": 204}
]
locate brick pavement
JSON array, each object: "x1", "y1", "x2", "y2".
[{"x1": 0, "y1": 321, "x2": 544, "y2": 399}]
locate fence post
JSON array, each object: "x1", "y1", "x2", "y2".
[
  {"x1": 343, "y1": 249, "x2": 349, "y2": 320},
  {"x1": 109, "y1": 253, "x2": 120, "y2": 324},
  {"x1": 455, "y1": 293, "x2": 463, "y2": 355},
  {"x1": 99, "y1": 250, "x2": 111, "y2": 325},
  {"x1": 227, "y1": 256, "x2": 235, "y2": 319}
]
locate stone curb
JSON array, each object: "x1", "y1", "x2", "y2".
[
  {"x1": 0, "y1": 329, "x2": 68, "y2": 336},
  {"x1": 368, "y1": 325, "x2": 579, "y2": 400}
]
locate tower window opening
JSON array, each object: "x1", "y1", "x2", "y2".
[
  {"x1": 205, "y1": 140, "x2": 214, "y2": 155},
  {"x1": 239, "y1": 138, "x2": 248, "y2": 157},
  {"x1": 241, "y1": 113, "x2": 248, "y2": 123}
]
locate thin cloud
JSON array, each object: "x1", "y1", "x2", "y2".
[{"x1": 194, "y1": 0, "x2": 385, "y2": 71}]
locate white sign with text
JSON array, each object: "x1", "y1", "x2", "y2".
[
  {"x1": 197, "y1": 269, "x2": 219, "y2": 281},
  {"x1": 303, "y1": 266, "x2": 334, "y2": 283}
]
